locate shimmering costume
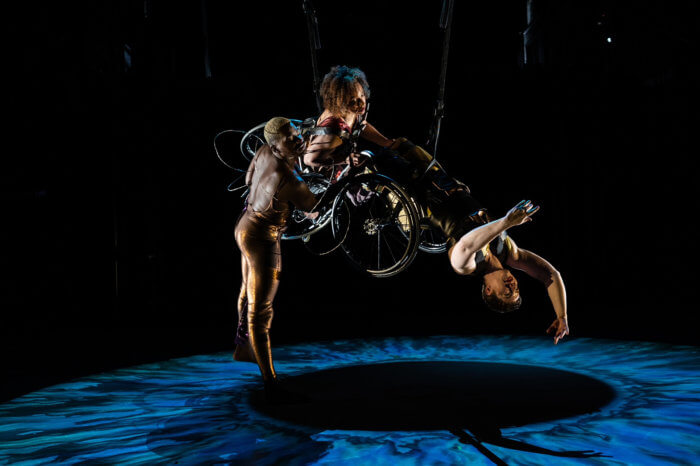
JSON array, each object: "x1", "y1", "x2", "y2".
[
  {"x1": 379, "y1": 138, "x2": 514, "y2": 273},
  {"x1": 234, "y1": 146, "x2": 315, "y2": 383},
  {"x1": 302, "y1": 115, "x2": 357, "y2": 172}
]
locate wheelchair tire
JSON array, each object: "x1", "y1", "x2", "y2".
[
  {"x1": 331, "y1": 174, "x2": 420, "y2": 278},
  {"x1": 414, "y1": 202, "x2": 449, "y2": 254}
]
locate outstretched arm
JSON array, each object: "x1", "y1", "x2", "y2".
[
  {"x1": 360, "y1": 122, "x2": 394, "y2": 148},
  {"x1": 450, "y1": 200, "x2": 539, "y2": 275},
  {"x1": 506, "y1": 239, "x2": 569, "y2": 344}
]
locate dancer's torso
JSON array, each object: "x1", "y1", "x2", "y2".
[
  {"x1": 473, "y1": 232, "x2": 513, "y2": 276},
  {"x1": 245, "y1": 149, "x2": 294, "y2": 231},
  {"x1": 309, "y1": 115, "x2": 356, "y2": 161},
  {"x1": 430, "y1": 190, "x2": 513, "y2": 275}
]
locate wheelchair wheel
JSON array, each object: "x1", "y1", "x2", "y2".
[
  {"x1": 283, "y1": 172, "x2": 350, "y2": 255},
  {"x1": 415, "y1": 204, "x2": 449, "y2": 254},
  {"x1": 239, "y1": 122, "x2": 265, "y2": 162},
  {"x1": 282, "y1": 173, "x2": 332, "y2": 241},
  {"x1": 331, "y1": 174, "x2": 420, "y2": 278}
]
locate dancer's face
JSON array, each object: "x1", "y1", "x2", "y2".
[
  {"x1": 273, "y1": 122, "x2": 305, "y2": 159},
  {"x1": 345, "y1": 83, "x2": 367, "y2": 116},
  {"x1": 483, "y1": 269, "x2": 520, "y2": 305}
]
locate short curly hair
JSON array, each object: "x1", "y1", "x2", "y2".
[
  {"x1": 263, "y1": 117, "x2": 291, "y2": 146},
  {"x1": 481, "y1": 282, "x2": 522, "y2": 313},
  {"x1": 320, "y1": 65, "x2": 371, "y2": 115}
]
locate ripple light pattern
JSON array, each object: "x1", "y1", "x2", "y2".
[{"x1": 0, "y1": 335, "x2": 698, "y2": 464}]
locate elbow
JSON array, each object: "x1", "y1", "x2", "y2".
[
  {"x1": 305, "y1": 201, "x2": 318, "y2": 212},
  {"x1": 551, "y1": 268, "x2": 562, "y2": 281},
  {"x1": 301, "y1": 195, "x2": 318, "y2": 212},
  {"x1": 545, "y1": 269, "x2": 562, "y2": 288},
  {"x1": 293, "y1": 199, "x2": 317, "y2": 214},
  {"x1": 303, "y1": 153, "x2": 325, "y2": 168}
]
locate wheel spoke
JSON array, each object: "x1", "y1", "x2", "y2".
[
  {"x1": 377, "y1": 229, "x2": 382, "y2": 269},
  {"x1": 382, "y1": 232, "x2": 397, "y2": 264},
  {"x1": 385, "y1": 228, "x2": 410, "y2": 248},
  {"x1": 338, "y1": 177, "x2": 420, "y2": 276},
  {"x1": 367, "y1": 193, "x2": 378, "y2": 218},
  {"x1": 368, "y1": 230, "x2": 377, "y2": 268}
]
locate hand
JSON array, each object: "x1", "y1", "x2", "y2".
[
  {"x1": 303, "y1": 211, "x2": 320, "y2": 221},
  {"x1": 505, "y1": 200, "x2": 540, "y2": 227},
  {"x1": 347, "y1": 152, "x2": 367, "y2": 167},
  {"x1": 546, "y1": 317, "x2": 569, "y2": 345}
]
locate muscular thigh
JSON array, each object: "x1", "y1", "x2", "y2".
[{"x1": 235, "y1": 215, "x2": 282, "y2": 272}]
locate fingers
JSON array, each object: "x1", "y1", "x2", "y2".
[
  {"x1": 546, "y1": 320, "x2": 568, "y2": 341},
  {"x1": 514, "y1": 200, "x2": 540, "y2": 217},
  {"x1": 520, "y1": 200, "x2": 539, "y2": 215},
  {"x1": 554, "y1": 327, "x2": 569, "y2": 345}
]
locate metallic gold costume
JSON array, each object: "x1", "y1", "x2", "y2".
[{"x1": 233, "y1": 145, "x2": 315, "y2": 383}]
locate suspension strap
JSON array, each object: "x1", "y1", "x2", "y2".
[
  {"x1": 302, "y1": 0, "x2": 323, "y2": 113},
  {"x1": 427, "y1": 0, "x2": 455, "y2": 159}
]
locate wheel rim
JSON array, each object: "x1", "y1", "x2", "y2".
[
  {"x1": 334, "y1": 175, "x2": 420, "y2": 278},
  {"x1": 415, "y1": 204, "x2": 449, "y2": 254}
]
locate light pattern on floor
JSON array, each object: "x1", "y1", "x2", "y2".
[{"x1": 0, "y1": 335, "x2": 698, "y2": 465}]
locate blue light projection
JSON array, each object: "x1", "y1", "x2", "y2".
[{"x1": 0, "y1": 335, "x2": 698, "y2": 464}]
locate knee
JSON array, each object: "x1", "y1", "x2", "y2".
[{"x1": 247, "y1": 302, "x2": 274, "y2": 330}]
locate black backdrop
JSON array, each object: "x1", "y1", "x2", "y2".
[{"x1": 3, "y1": 0, "x2": 698, "y2": 402}]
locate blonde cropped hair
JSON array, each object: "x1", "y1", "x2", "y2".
[{"x1": 263, "y1": 117, "x2": 291, "y2": 145}]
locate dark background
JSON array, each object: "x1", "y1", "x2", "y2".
[{"x1": 3, "y1": 0, "x2": 697, "y2": 402}]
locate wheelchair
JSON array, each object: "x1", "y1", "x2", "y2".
[{"x1": 228, "y1": 119, "x2": 449, "y2": 278}]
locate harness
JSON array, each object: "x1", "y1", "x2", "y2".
[{"x1": 300, "y1": 108, "x2": 368, "y2": 166}]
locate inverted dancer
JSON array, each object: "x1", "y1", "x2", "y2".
[
  {"x1": 234, "y1": 117, "x2": 317, "y2": 397},
  {"x1": 435, "y1": 196, "x2": 569, "y2": 344},
  {"x1": 303, "y1": 65, "x2": 569, "y2": 344}
]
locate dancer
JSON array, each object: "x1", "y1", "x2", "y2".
[
  {"x1": 302, "y1": 65, "x2": 393, "y2": 169},
  {"x1": 435, "y1": 197, "x2": 569, "y2": 344},
  {"x1": 234, "y1": 117, "x2": 317, "y2": 398},
  {"x1": 303, "y1": 65, "x2": 568, "y2": 344}
]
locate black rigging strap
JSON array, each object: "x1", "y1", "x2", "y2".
[
  {"x1": 427, "y1": 0, "x2": 455, "y2": 160},
  {"x1": 302, "y1": 0, "x2": 323, "y2": 114}
]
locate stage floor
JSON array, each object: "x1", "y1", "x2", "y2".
[{"x1": 1, "y1": 335, "x2": 698, "y2": 464}]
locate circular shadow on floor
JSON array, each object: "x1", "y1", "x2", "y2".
[{"x1": 251, "y1": 361, "x2": 615, "y2": 432}]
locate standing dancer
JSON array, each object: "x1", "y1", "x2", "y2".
[{"x1": 234, "y1": 117, "x2": 317, "y2": 399}]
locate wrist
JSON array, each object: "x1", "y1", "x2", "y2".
[{"x1": 499, "y1": 217, "x2": 514, "y2": 230}]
